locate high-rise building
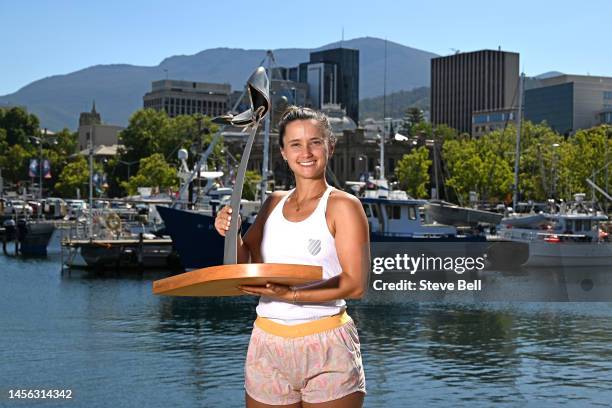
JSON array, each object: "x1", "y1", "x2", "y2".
[
  {"x1": 295, "y1": 48, "x2": 360, "y2": 124},
  {"x1": 524, "y1": 74, "x2": 612, "y2": 134},
  {"x1": 431, "y1": 50, "x2": 520, "y2": 135},
  {"x1": 143, "y1": 80, "x2": 231, "y2": 118}
]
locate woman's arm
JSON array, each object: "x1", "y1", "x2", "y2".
[{"x1": 239, "y1": 192, "x2": 370, "y2": 301}]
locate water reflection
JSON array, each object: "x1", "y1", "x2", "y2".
[{"x1": 2, "y1": 248, "x2": 612, "y2": 407}]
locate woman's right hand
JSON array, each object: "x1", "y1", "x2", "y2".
[{"x1": 214, "y1": 205, "x2": 240, "y2": 237}]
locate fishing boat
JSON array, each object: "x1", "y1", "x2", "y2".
[
  {"x1": 425, "y1": 200, "x2": 503, "y2": 227},
  {"x1": 497, "y1": 194, "x2": 612, "y2": 267}
]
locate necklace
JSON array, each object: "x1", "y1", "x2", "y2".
[{"x1": 292, "y1": 188, "x2": 326, "y2": 212}]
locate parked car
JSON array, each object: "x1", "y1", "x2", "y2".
[
  {"x1": 43, "y1": 197, "x2": 68, "y2": 219},
  {"x1": 65, "y1": 199, "x2": 88, "y2": 219},
  {"x1": 5, "y1": 199, "x2": 34, "y2": 216}
]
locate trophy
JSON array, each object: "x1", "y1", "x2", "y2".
[{"x1": 153, "y1": 67, "x2": 322, "y2": 297}]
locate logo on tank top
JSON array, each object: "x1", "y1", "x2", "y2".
[{"x1": 307, "y1": 239, "x2": 321, "y2": 256}]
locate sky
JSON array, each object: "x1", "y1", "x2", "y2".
[{"x1": 1, "y1": 0, "x2": 610, "y2": 95}]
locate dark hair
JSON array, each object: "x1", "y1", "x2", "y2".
[{"x1": 277, "y1": 106, "x2": 336, "y2": 148}]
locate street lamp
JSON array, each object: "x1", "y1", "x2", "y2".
[
  {"x1": 29, "y1": 128, "x2": 57, "y2": 200},
  {"x1": 117, "y1": 159, "x2": 139, "y2": 179},
  {"x1": 358, "y1": 154, "x2": 368, "y2": 181},
  {"x1": 425, "y1": 139, "x2": 440, "y2": 200},
  {"x1": 552, "y1": 143, "x2": 560, "y2": 198}
]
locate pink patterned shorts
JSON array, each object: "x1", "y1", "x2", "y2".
[{"x1": 244, "y1": 313, "x2": 366, "y2": 405}]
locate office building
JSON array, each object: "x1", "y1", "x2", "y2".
[
  {"x1": 295, "y1": 48, "x2": 360, "y2": 124},
  {"x1": 472, "y1": 108, "x2": 518, "y2": 137},
  {"x1": 524, "y1": 74, "x2": 612, "y2": 134},
  {"x1": 431, "y1": 50, "x2": 520, "y2": 135},
  {"x1": 143, "y1": 80, "x2": 231, "y2": 118}
]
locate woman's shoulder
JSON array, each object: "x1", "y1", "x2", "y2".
[
  {"x1": 261, "y1": 190, "x2": 290, "y2": 211},
  {"x1": 328, "y1": 188, "x2": 363, "y2": 212}
]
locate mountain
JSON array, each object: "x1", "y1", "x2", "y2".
[
  {"x1": 0, "y1": 37, "x2": 437, "y2": 130},
  {"x1": 360, "y1": 87, "x2": 430, "y2": 120}
]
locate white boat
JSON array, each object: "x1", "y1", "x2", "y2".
[{"x1": 498, "y1": 194, "x2": 612, "y2": 267}]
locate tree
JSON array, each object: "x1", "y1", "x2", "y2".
[
  {"x1": 0, "y1": 106, "x2": 40, "y2": 146},
  {"x1": 243, "y1": 170, "x2": 262, "y2": 201},
  {"x1": 0, "y1": 144, "x2": 32, "y2": 185},
  {"x1": 113, "y1": 109, "x2": 222, "y2": 196},
  {"x1": 121, "y1": 153, "x2": 178, "y2": 196},
  {"x1": 395, "y1": 146, "x2": 431, "y2": 198},
  {"x1": 399, "y1": 107, "x2": 425, "y2": 136},
  {"x1": 54, "y1": 156, "x2": 103, "y2": 198}
]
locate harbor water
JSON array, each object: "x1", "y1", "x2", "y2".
[{"x1": 1, "y1": 234, "x2": 612, "y2": 407}]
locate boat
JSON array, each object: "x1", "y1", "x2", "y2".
[
  {"x1": 159, "y1": 179, "x2": 487, "y2": 270},
  {"x1": 425, "y1": 200, "x2": 503, "y2": 227},
  {"x1": 497, "y1": 194, "x2": 612, "y2": 267},
  {"x1": 65, "y1": 235, "x2": 175, "y2": 269},
  {"x1": 1, "y1": 218, "x2": 55, "y2": 256}
]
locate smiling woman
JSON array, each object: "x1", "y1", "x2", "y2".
[{"x1": 214, "y1": 106, "x2": 370, "y2": 408}]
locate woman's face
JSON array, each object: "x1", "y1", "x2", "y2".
[{"x1": 280, "y1": 119, "x2": 333, "y2": 180}]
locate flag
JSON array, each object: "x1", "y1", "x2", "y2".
[
  {"x1": 28, "y1": 159, "x2": 38, "y2": 178},
  {"x1": 43, "y1": 159, "x2": 52, "y2": 179}
]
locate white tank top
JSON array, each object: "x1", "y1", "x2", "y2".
[{"x1": 256, "y1": 185, "x2": 345, "y2": 323}]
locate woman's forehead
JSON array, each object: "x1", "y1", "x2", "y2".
[{"x1": 284, "y1": 119, "x2": 323, "y2": 140}]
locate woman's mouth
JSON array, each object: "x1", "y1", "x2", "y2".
[{"x1": 298, "y1": 160, "x2": 316, "y2": 167}]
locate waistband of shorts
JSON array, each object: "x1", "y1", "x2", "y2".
[{"x1": 254, "y1": 310, "x2": 351, "y2": 338}]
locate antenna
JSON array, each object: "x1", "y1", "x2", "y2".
[{"x1": 341, "y1": 27, "x2": 344, "y2": 47}]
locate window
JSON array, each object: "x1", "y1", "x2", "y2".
[
  {"x1": 362, "y1": 204, "x2": 371, "y2": 217},
  {"x1": 575, "y1": 219, "x2": 582, "y2": 231},
  {"x1": 371, "y1": 204, "x2": 379, "y2": 218},
  {"x1": 386, "y1": 205, "x2": 401, "y2": 219},
  {"x1": 408, "y1": 206, "x2": 417, "y2": 220}
]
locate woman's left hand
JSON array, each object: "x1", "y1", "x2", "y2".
[{"x1": 238, "y1": 283, "x2": 292, "y2": 301}]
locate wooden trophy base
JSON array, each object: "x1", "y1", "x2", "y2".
[{"x1": 152, "y1": 263, "x2": 322, "y2": 297}]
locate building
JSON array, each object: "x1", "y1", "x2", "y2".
[
  {"x1": 143, "y1": 80, "x2": 231, "y2": 118},
  {"x1": 77, "y1": 103, "x2": 123, "y2": 151},
  {"x1": 472, "y1": 108, "x2": 518, "y2": 137},
  {"x1": 295, "y1": 48, "x2": 360, "y2": 124},
  {"x1": 237, "y1": 119, "x2": 411, "y2": 189},
  {"x1": 431, "y1": 50, "x2": 520, "y2": 135},
  {"x1": 524, "y1": 74, "x2": 612, "y2": 134},
  {"x1": 269, "y1": 79, "x2": 309, "y2": 129}
]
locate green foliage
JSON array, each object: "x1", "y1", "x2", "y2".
[
  {"x1": 440, "y1": 122, "x2": 612, "y2": 204},
  {"x1": 399, "y1": 107, "x2": 425, "y2": 136},
  {"x1": 113, "y1": 109, "x2": 223, "y2": 196},
  {"x1": 395, "y1": 146, "x2": 431, "y2": 198},
  {"x1": 0, "y1": 107, "x2": 40, "y2": 146},
  {"x1": 54, "y1": 156, "x2": 103, "y2": 198},
  {"x1": 243, "y1": 170, "x2": 262, "y2": 201},
  {"x1": 0, "y1": 144, "x2": 32, "y2": 183},
  {"x1": 121, "y1": 153, "x2": 179, "y2": 196}
]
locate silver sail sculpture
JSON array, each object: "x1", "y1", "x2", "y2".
[{"x1": 213, "y1": 67, "x2": 270, "y2": 265}]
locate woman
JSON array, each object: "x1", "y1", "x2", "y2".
[{"x1": 215, "y1": 106, "x2": 370, "y2": 408}]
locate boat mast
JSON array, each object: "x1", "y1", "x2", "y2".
[
  {"x1": 512, "y1": 73, "x2": 524, "y2": 210},
  {"x1": 380, "y1": 38, "x2": 388, "y2": 181},
  {"x1": 88, "y1": 124, "x2": 94, "y2": 238}
]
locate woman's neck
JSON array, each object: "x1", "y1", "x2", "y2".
[{"x1": 293, "y1": 178, "x2": 328, "y2": 200}]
